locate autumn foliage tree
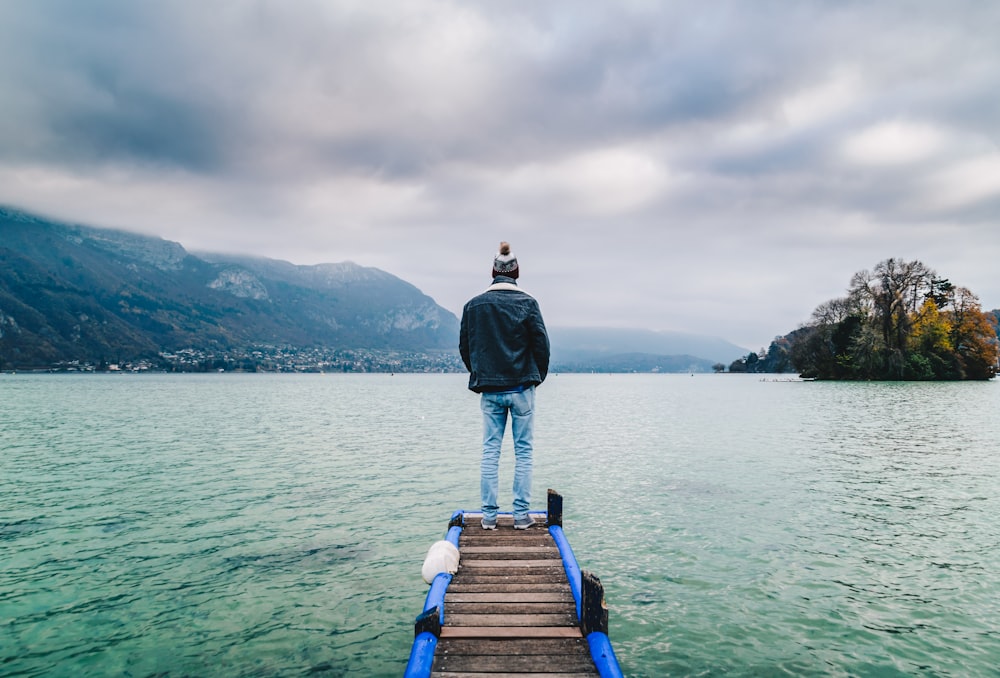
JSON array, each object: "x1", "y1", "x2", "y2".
[{"x1": 791, "y1": 258, "x2": 998, "y2": 380}]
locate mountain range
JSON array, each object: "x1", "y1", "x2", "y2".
[
  {"x1": 0, "y1": 207, "x2": 458, "y2": 369},
  {"x1": 547, "y1": 326, "x2": 746, "y2": 369},
  {"x1": 0, "y1": 207, "x2": 748, "y2": 371}
]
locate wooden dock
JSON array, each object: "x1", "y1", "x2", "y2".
[
  {"x1": 436, "y1": 513, "x2": 597, "y2": 676},
  {"x1": 405, "y1": 491, "x2": 622, "y2": 678}
]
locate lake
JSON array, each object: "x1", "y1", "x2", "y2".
[{"x1": 2, "y1": 373, "x2": 999, "y2": 676}]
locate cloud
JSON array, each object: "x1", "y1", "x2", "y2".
[
  {"x1": 922, "y1": 154, "x2": 1000, "y2": 211},
  {"x1": 2, "y1": 0, "x2": 1000, "y2": 350},
  {"x1": 477, "y1": 146, "x2": 672, "y2": 217},
  {"x1": 839, "y1": 121, "x2": 949, "y2": 167}
]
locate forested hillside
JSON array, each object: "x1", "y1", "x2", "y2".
[
  {"x1": 0, "y1": 207, "x2": 459, "y2": 370},
  {"x1": 786, "y1": 258, "x2": 998, "y2": 380}
]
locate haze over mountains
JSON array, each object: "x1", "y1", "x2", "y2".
[{"x1": 0, "y1": 207, "x2": 748, "y2": 371}]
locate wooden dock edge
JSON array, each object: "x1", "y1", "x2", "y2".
[{"x1": 403, "y1": 489, "x2": 624, "y2": 678}]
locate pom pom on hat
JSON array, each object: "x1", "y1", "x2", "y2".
[{"x1": 492, "y1": 241, "x2": 519, "y2": 279}]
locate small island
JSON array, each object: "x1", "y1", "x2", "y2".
[{"x1": 787, "y1": 258, "x2": 998, "y2": 380}]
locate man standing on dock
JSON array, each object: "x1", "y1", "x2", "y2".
[{"x1": 460, "y1": 242, "x2": 550, "y2": 531}]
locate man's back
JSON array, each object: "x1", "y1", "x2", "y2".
[{"x1": 460, "y1": 282, "x2": 549, "y2": 393}]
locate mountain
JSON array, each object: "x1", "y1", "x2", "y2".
[
  {"x1": 548, "y1": 326, "x2": 748, "y2": 371},
  {"x1": 0, "y1": 207, "x2": 458, "y2": 369},
  {"x1": 1, "y1": 206, "x2": 753, "y2": 373}
]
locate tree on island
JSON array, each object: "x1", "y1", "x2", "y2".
[{"x1": 790, "y1": 258, "x2": 998, "y2": 380}]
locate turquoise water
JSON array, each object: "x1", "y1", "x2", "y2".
[{"x1": 2, "y1": 373, "x2": 999, "y2": 676}]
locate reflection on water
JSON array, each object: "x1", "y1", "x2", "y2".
[{"x1": 2, "y1": 374, "x2": 999, "y2": 676}]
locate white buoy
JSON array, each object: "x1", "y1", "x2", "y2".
[{"x1": 421, "y1": 540, "x2": 460, "y2": 584}]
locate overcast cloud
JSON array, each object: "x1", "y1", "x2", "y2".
[{"x1": 2, "y1": 0, "x2": 999, "y2": 350}]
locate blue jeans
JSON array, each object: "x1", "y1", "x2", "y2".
[{"x1": 480, "y1": 386, "x2": 535, "y2": 520}]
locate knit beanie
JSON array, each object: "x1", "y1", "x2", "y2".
[{"x1": 492, "y1": 241, "x2": 519, "y2": 279}]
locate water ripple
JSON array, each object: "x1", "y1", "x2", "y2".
[{"x1": 3, "y1": 374, "x2": 1000, "y2": 675}]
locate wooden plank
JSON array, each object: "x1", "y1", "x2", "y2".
[
  {"x1": 461, "y1": 546, "x2": 560, "y2": 556},
  {"x1": 455, "y1": 565, "x2": 564, "y2": 574},
  {"x1": 458, "y1": 530, "x2": 556, "y2": 546},
  {"x1": 449, "y1": 579, "x2": 570, "y2": 587},
  {"x1": 451, "y1": 570, "x2": 567, "y2": 580},
  {"x1": 460, "y1": 538, "x2": 555, "y2": 547},
  {"x1": 447, "y1": 585, "x2": 571, "y2": 595},
  {"x1": 460, "y1": 530, "x2": 552, "y2": 539},
  {"x1": 445, "y1": 613, "x2": 578, "y2": 627},
  {"x1": 446, "y1": 602, "x2": 570, "y2": 615},
  {"x1": 433, "y1": 653, "x2": 598, "y2": 674},
  {"x1": 460, "y1": 534, "x2": 552, "y2": 541},
  {"x1": 460, "y1": 550, "x2": 558, "y2": 557},
  {"x1": 461, "y1": 530, "x2": 552, "y2": 537},
  {"x1": 451, "y1": 574, "x2": 567, "y2": 585},
  {"x1": 459, "y1": 543, "x2": 550, "y2": 548},
  {"x1": 458, "y1": 523, "x2": 552, "y2": 543},
  {"x1": 444, "y1": 600, "x2": 576, "y2": 623},
  {"x1": 436, "y1": 638, "x2": 589, "y2": 656},
  {"x1": 458, "y1": 544, "x2": 557, "y2": 553},
  {"x1": 439, "y1": 626, "x2": 583, "y2": 639},
  {"x1": 450, "y1": 575, "x2": 562, "y2": 588},
  {"x1": 459, "y1": 515, "x2": 547, "y2": 523},
  {"x1": 460, "y1": 559, "x2": 563, "y2": 568},
  {"x1": 455, "y1": 571, "x2": 566, "y2": 581},
  {"x1": 459, "y1": 556, "x2": 556, "y2": 560},
  {"x1": 446, "y1": 592, "x2": 573, "y2": 603},
  {"x1": 462, "y1": 547, "x2": 562, "y2": 565},
  {"x1": 449, "y1": 583, "x2": 568, "y2": 592}
]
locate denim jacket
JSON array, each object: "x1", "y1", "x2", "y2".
[{"x1": 459, "y1": 276, "x2": 550, "y2": 393}]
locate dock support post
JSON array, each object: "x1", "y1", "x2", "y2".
[
  {"x1": 405, "y1": 607, "x2": 441, "y2": 678},
  {"x1": 581, "y1": 570, "x2": 609, "y2": 636},
  {"x1": 547, "y1": 488, "x2": 563, "y2": 527},
  {"x1": 415, "y1": 605, "x2": 441, "y2": 638}
]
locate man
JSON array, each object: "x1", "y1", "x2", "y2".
[{"x1": 459, "y1": 241, "x2": 550, "y2": 530}]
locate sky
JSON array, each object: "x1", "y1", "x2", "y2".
[{"x1": 1, "y1": 1, "x2": 999, "y2": 351}]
